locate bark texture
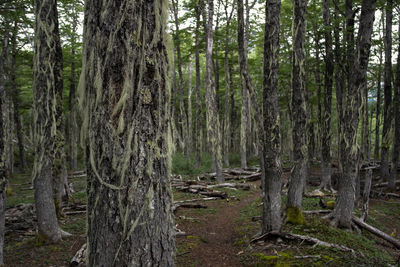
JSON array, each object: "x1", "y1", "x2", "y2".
[
  {"x1": 389, "y1": 22, "x2": 400, "y2": 191},
  {"x1": 287, "y1": 0, "x2": 308, "y2": 209},
  {"x1": 33, "y1": 0, "x2": 64, "y2": 242},
  {"x1": 0, "y1": 25, "x2": 8, "y2": 266},
  {"x1": 194, "y1": 4, "x2": 202, "y2": 165},
  {"x1": 320, "y1": 0, "x2": 334, "y2": 191},
  {"x1": 331, "y1": 0, "x2": 377, "y2": 228},
  {"x1": 262, "y1": 0, "x2": 282, "y2": 233},
  {"x1": 80, "y1": 0, "x2": 175, "y2": 265},
  {"x1": 381, "y1": 0, "x2": 392, "y2": 182},
  {"x1": 205, "y1": 0, "x2": 223, "y2": 183}
]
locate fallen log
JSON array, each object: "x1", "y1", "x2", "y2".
[
  {"x1": 199, "y1": 191, "x2": 228, "y2": 199},
  {"x1": 352, "y1": 216, "x2": 400, "y2": 249},
  {"x1": 208, "y1": 183, "x2": 250, "y2": 191},
  {"x1": 70, "y1": 244, "x2": 86, "y2": 267},
  {"x1": 373, "y1": 180, "x2": 400, "y2": 188},
  {"x1": 173, "y1": 197, "x2": 218, "y2": 204},
  {"x1": 172, "y1": 203, "x2": 207, "y2": 212},
  {"x1": 303, "y1": 210, "x2": 331, "y2": 215},
  {"x1": 251, "y1": 232, "x2": 354, "y2": 253},
  {"x1": 243, "y1": 173, "x2": 261, "y2": 181},
  {"x1": 370, "y1": 190, "x2": 400, "y2": 199}
]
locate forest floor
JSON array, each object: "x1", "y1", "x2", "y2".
[{"x1": 3, "y1": 165, "x2": 400, "y2": 266}]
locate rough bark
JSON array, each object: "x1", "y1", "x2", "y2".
[
  {"x1": 187, "y1": 62, "x2": 193, "y2": 157},
  {"x1": 222, "y1": 0, "x2": 234, "y2": 167},
  {"x1": 33, "y1": 0, "x2": 64, "y2": 242},
  {"x1": 329, "y1": 0, "x2": 377, "y2": 228},
  {"x1": 194, "y1": 4, "x2": 202, "y2": 165},
  {"x1": 238, "y1": 0, "x2": 250, "y2": 169},
  {"x1": 0, "y1": 25, "x2": 9, "y2": 266},
  {"x1": 389, "y1": 22, "x2": 400, "y2": 191},
  {"x1": 68, "y1": 8, "x2": 78, "y2": 171},
  {"x1": 381, "y1": 0, "x2": 392, "y2": 182},
  {"x1": 320, "y1": 0, "x2": 334, "y2": 191},
  {"x1": 205, "y1": 0, "x2": 223, "y2": 183},
  {"x1": 262, "y1": 0, "x2": 282, "y2": 233},
  {"x1": 80, "y1": 0, "x2": 175, "y2": 264},
  {"x1": 374, "y1": 26, "x2": 383, "y2": 159},
  {"x1": 287, "y1": 0, "x2": 308, "y2": 209}
]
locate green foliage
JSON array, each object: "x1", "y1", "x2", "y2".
[{"x1": 171, "y1": 152, "x2": 211, "y2": 176}]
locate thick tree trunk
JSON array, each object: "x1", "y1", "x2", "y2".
[
  {"x1": 320, "y1": 0, "x2": 334, "y2": 191},
  {"x1": 287, "y1": 0, "x2": 308, "y2": 209},
  {"x1": 262, "y1": 0, "x2": 282, "y2": 233},
  {"x1": 0, "y1": 26, "x2": 9, "y2": 266},
  {"x1": 33, "y1": 0, "x2": 64, "y2": 242},
  {"x1": 389, "y1": 22, "x2": 400, "y2": 191},
  {"x1": 330, "y1": 0, "x2": 377, "y2": 228},
  {"x1": 381, "y1": 0, "x2": 392, "y2": 182},
  {"x1": 205, "y1": 0, "x2": 223, "y2": 183},
  {"x1": 10, "y1": 22, "x2": 26, "y2": 170},
  {"x1": 80, "y1": 0, "x2": 175, "y2": 265}
]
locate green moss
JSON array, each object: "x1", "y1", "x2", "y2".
[
  {"x1": 286, "y1": 206, "x2": 305, "y2": 225},
  {"x1": 6, "y1": 187, "x2": 14, "y2": 196},
  {"x1": 326, "y1": 201, "x2": 335, "y2": 209}
]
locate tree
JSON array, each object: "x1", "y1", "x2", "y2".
[
  {"x1": 33, "y1": 0, "x2": 67, "y2": 242},
  {"x1": 320, "y1": 0, "x2": 334, "y2": 191},
  {"x1": 0, "y1": 24, "x2": 9, "y2": 266},
  {"x1": 287, "y1": 0, "x2": 308, "y2": 211},
  {"x1": 80, "y1": 0, "x2": 175, "y2": 264},
  {"x1": 205, "y1": 0, "x2": 223, "y2": 182},
  {"x1": 326, "y1": 0, "x2": 377, "y2": 228},
  {"x1": 374, "y1": 12, "x2": 383, "y2": 159},
  {"x1": 380, "y1": 0, "x2": 392, "y2": 182},
  {"x1": 262, "y1": 0, "x2": 282, "y2": 233},
  {"x1": 389, "y1": 20, "x2": 400, "y2": 191}
]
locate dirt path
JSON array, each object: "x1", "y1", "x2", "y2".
[{"x1": 176, "y1": 185, "x2": 260, "y2": 267}]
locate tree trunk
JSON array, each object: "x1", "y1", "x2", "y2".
[
  {"x1": 10, "y1": 21, "x2": 26, "y2": 170},
  {"x1": 262, "y1": 0, "x2": 282, "y2": 233},
  {"x1": 389, "y1": 21, "x2": 400, "y2": 191},
  {"x1": 374, "y1": 19, "x2": 383, "y2": 160},
  {"x1": 381, "y1": 0, "x2": 392, "y2": 182},
  {"x1": 287, "y1": 0, "x2": 308, "y2": 209},
  {"x1": 68, "y1": 8, "x2": 78, "y2": 171},
  {"x1": 238, "y1": 0, "x2": 250, "y2": 169},
  {"x1": 0, "y1": 25, "x2": 9, "y2": 266},
  {"x1": 331, "y1": 0, "x2": 377, "y2": 228},
  {"x1": 320, "y1": 0, "x2": 334, "y2": 191},
  {"x1": 187, "y1": 62, "x2": 193, "y2": 157},
  {"x1": 80, "y1": 0, "x2": 175, "y2": 265},
  {"x1": 222, "y1": 0, "x2": 234, "y2": 167},
  {"x1": 205, "y1": 0, "x2": 223, "y2": 183},
  {"x1": 194, "y1": 4, "x2": 202, "y2": 165},
  {"x1": 33, "y1": 0, "x2": 64, "y2": 242}
]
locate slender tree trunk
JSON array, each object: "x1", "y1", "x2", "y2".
[
  {"x1": 329, "y1": 0, "x2": 377, "y2": 228},
  {"x1": 287, "y1": 0, "x2": 308, "y2": 209},
  {"x1": 81, "y1": 0, "x2": 175, "y2": 264},
  {"x1": 262, "y1": 0, "x2": 282, "y2": 233},
  {"x1": 187, "y1": 62, "x2": 193, "y2": 157},
  {"x1": 238, "y1": 0, "x2": 252, "y2": 169},
  {"x1": 205, "y1": 0, "x2": 223, "y2": 182},
  {"x1": 381, "y1": 0, "x2": 392, "y2": 182},
  {"x1": 10, "y1": 21, "x2": 26, "y2": 170},
  {"x1": 68, "y1": 9, "x2": 78, "y2": 171},
  {"x1": 313, "y1": 31, "x2": 322, "y2": 155},
  {"x1": 223, "y1": 0, "x2": 234, "y2": 167},
  {"x1": 320, "y1": 0, "x2": 334, "y2": 191},
  {"x1": 361, "y1": 74, "x2": 370, "y2": 160},
  {"x1": 374, "y1": 29, "x2": 383, "y2": 159},
  {"x1": 194, "y1": 4, "x2": 202, "y2": 165},
  {"x1": 33, "y1": 0, "x2": 64, "y2": 242},
  {"x1": 0, "y1": 26, "x2": 9, "y2": 266},
  {"x1": 389, "y1": 21, "x2": 400, "y2": 191}
]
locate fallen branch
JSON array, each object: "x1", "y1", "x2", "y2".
[
  {"x1": 373, "y1": 180, "x2": 400, "y2": 188},
  {"x1": 173, "y1": 197, "x2": 218, "y2": 204},
  {"x1": 208, "y1": 183, "x2": 250, "y2": 191},
  {"x1": 303, "y1": 210, "x2": 331, "y2": 215},
  {"x1": 172, "y1": 203, "x2": 207, "y2": 212},
  {"x1": 251, "y1": 232, "x2": 354, "y2": 253},
  {"x1": 352, "y1": 216, "x2": 400, "y2": 249},
  {"x1": 70, "y1": 244, "x2": 86, "y2": 267}
]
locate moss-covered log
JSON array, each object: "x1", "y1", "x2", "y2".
[{"x1": 80, "y1": 0, "x2": 175, "y2": 265}]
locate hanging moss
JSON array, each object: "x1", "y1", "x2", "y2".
[{"x1": 286, "y1": 206, "x2": 305, "y2": 225}]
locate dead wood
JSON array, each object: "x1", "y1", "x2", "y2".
[
  {"x1": 373, "y1": 180, "x2": 400, "y2": 188},
  {"x1": 251, "y1": 232, "x2": 355, "y2": 253},
  {"x1": 174, "y1": 197, "x2": 218, "y2": 204},
  {"x1": 208, "y1": 183, "x2": 250, "y2": 190},
  {"x1": 352, "y1": 216, "x2": 400, "y2": 249},
  {"x1": 172, "y1": 203, "x2": 207, "y2": 212},
  {"x1": 70, "y1": 244, "x2": 86, "y2": 267},
  {"x1": 362, "y1": 169, "x2": 372, "y2": 221}
]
